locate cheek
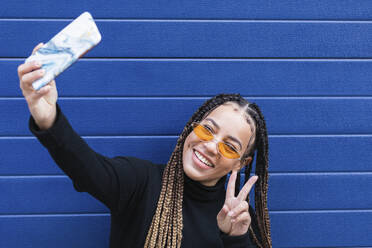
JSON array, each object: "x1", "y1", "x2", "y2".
[
  {"x1": 183, "y1": 133, "x2": 198, "y2": 150},
  {"x1": 183, "y1": 136, "x2": 190, "y2": 152},
  {"x1": 182, "y1": 135, "x2": 193, "y2": 159}
]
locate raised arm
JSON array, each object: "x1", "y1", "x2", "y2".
[{"x1": 18, "y1": 44, "x2": 156, "y2": 212}]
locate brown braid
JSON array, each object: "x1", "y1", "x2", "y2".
[
  {"x1": 144, "y1": 94, "x2": 272, "y2": 248},
  {"x1": 241, "y1": 103, "x2": 272, "y2": 248}
]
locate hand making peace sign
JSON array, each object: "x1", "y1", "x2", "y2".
[{"x1": 217, "y1": 170, "x2": 258, "y2": 236}]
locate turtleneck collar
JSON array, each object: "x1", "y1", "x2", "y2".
[{"x1": 183, "y1": 174, "x2": 227, "y2": 202}]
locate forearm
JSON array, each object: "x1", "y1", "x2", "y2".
[{"x1": 29, "y1": 104, "x2": 120, "y2": 210}]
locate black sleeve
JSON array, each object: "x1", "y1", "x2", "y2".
[
  {"x1": 29, "y1": 104, "x2": 159, "y2": 212},
  {"x1": 221, "y1": 232, "x2": 255, "y2": 248}
]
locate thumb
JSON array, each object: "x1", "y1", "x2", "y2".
[
  {"x1": 217, "y1": 204, "x2": 229, "y2": 221},
  {"x1": 30, "y1": 85, "x2": 51, "y2": 101},
  {"x1": 32, "y1": 43, "x2": 44, "y2": 55},
  {"x1": 36, "y1": 85, "x2": 51, "y2": 96}
]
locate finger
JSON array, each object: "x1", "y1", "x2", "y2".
[
  {"x1": 20, "y1": 68, "x2": 45, "y2": 91},
  {"x1": 32, "y1": 43, "x2": 44, "y2": 55},
  {"x1": 232, "y1": 211, "x2": 251, "y2": 225},
  {"x1": 226, "y1": 171, "x2": 237, "y2": 199},
  {"x1": 229, "y1": 201, "x2": 248, "y2": 218},
  {"x1": 18, "y1": 61, "x2": 42, "y2": 79},
  {"x1": 19, "y1": 42, "x2": 44, "y2": 78},
  {"x1": 237, "y1": 175, "x2": 258, "y2": 201}
]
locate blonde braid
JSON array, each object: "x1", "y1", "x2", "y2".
[{"x1": 144, "y1": 94, "x2": 272, "y2": 248}]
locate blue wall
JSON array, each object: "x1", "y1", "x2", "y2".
[{"x1": 1, "y1": 1, "x2": 372, "y2": 247}]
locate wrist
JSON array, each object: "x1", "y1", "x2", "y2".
[
  {"x1": 32, "y1": 106, "x2": 57, "y2": 130},
  {"x1": 220, "y1": 231, "x2": 251, "y2": 247}
]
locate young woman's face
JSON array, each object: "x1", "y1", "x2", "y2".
[{"x1": 182, "y1": 102, "x2": 253, "y2": 186}]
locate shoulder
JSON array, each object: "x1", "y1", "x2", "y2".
[
  {"x1": 114, "y1": 156, "x2": 165, "y2": 170},
  {"x1": 111, "y1": 156, "x2": 166, "y2": 180}
]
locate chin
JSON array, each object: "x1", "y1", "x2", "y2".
[{"x1": 182, "y1": 149, "x2": 221, "y2": 186}]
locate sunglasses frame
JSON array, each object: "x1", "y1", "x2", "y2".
[{"x1": 191, "y1": 122, "x2": 242, "y2": 160}]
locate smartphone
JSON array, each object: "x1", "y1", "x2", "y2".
[{"x1": 25, "y1": 12, "x2": 102, "y2": 91}]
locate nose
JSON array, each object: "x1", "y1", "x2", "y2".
[{"x1": 202, "y1": 139, "x2": 219, "y2": 156}]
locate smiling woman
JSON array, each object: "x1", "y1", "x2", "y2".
[
  {"x1": 183, "y1": 103, "x2": 253, "y2": 186},
  {"x1": 146, "y1": 95, "x2": 272, "y2": 248},
  {"x1": 18, "y1": 44, "x2": 272, "y2": 248}
]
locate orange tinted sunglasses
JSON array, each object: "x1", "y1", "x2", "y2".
[{"x1": 191, "y1": 122, "x2": 241, "y2": 159}]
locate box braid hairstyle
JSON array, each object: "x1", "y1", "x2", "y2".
[{"x1": 144, "y1": 93, "x2": 272, "y2": 248}]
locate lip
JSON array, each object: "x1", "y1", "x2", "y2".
[{"x1": 192, "y1": 149, "x2": 215, "y2": 170}]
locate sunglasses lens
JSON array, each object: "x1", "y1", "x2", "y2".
[
  {"x1": 218, "y1": 142, "x2": 240, "y2": 159},
  {"x1": 192, "y1": 123, "x2": 240, "y2": 159},
  {"x1": 193, "y1": 124, "x2": 213, "y2": 141}
]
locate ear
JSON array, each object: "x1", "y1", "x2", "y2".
[
  {"x1": 242, "y1": 156, "x2": 253, "y2": 166},
  {"x1": 231, "y1": 156, "x2": 252, "y2": 172}
]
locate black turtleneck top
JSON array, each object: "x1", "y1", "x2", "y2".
[{"x1": 29, "y1": 104, "x2": 258, "y2": 247}]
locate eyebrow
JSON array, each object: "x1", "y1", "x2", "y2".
[
  {"x1": 226, "y1": 135, "x2": 242, "y2": 151},
  {"x1": 205, "y1": 118, "x2": 220, "y2": 129},
  {"x1": 205, "y1": 118, "x2": 243, "y2": 150}
]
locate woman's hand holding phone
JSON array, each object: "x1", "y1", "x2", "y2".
[
  {"x1": 18, "y1": 43, "x2": 58, "y2": 130},
  {"x1": 18, "y1": 12, "x2": 100, "y2": 129}
]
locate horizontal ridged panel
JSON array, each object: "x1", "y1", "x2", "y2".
[
  {"x1": 4, "y1": 1, "x2": 371, "y2": 247},
  {"x1": 1, "y1": 136, "x2": 372, "y2": 175},
  {"x1": 5, "y1": 59, "x2": 372, "y2": 97},
  {"x1": 1, "y1": 174, "x2": 371, "y2": 213},
  {"x1": 0, "y1": 137, "x2": 173, "y2": 175},
  {"x1": 4, "y1": 21, "x2": 372, "y2": 58},
  {"x1": 270, "y1": 136, "x2": 372, "y2": 172},
  {"x1": 2, "y1": 98, "x2": 372, "y2": 136},
  {"x1": 1, "y1": 212, "x2": 371, "y2": 247},
  {"x1": 1, "y1": 1, "x2": 372, "y2": 19},
  {"x1": 0, "y1": 177, "x2": 107, "y2": 214},
  {"x1": 270, "y1": 211, "x2": 372, "y2": 247},
  {"x1": 0, "y1": 215, "x2": 109, "y2": 248},
  {"x1": 269, "y1": 174, "x2": 372, "y2": 210}
]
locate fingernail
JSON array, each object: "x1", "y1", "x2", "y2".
[
  {"x1": 35, "y1": 61, "x2": 41, "y2": 67},
  {"x1": 39, "y1": 69, "x2": 45, "y2": 75},
  {"x1": 228, "y1": 211, "x2": 234, "y2": 217}
]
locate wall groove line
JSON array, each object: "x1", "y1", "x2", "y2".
[{"x1": 4, "y1": 18, "x2": 372, "y2": 23}]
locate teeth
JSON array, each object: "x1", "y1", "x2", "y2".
[{"x1": 195, "y1": 150, "x2": 214, "y2": 167}]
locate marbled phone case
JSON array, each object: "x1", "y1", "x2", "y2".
[{"x1": 25, "y1": 12, "x2": 102, "y2": 90}]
